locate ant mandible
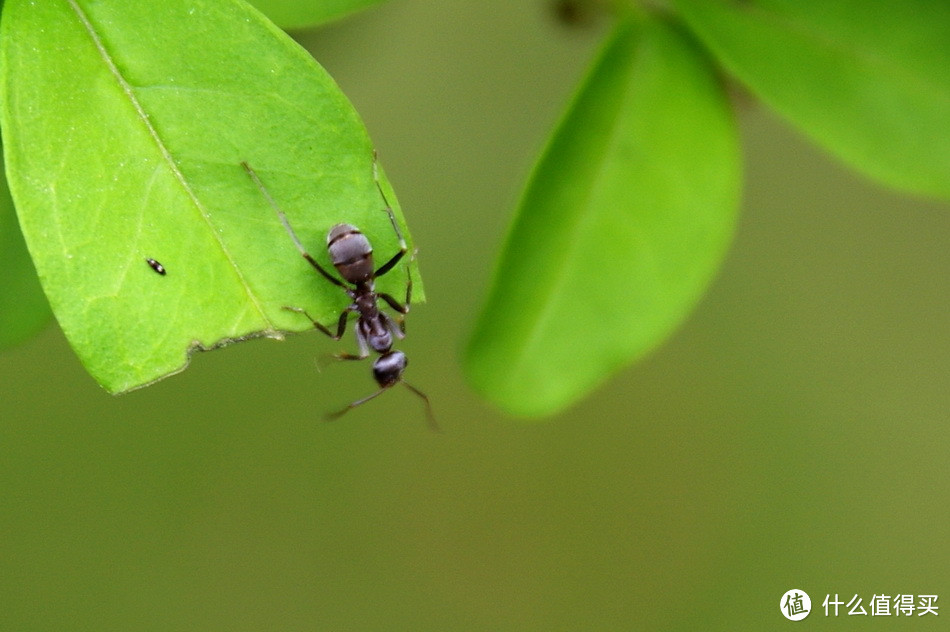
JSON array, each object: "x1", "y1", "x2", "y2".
[{"x1": 242, "y1": 157, "x2": 436, "y2": 429}]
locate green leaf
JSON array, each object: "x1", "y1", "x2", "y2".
[
  {"x1": 1, "y1": 0, "x2": 420, "y2": 393},
  {"x1": 0, "y1": 145, "x2": 51, "y2": 350},
  {"x1": 463, "y1": 16, "x2": 739, "y2": 417},
  {"x1": 674, "y1": 0, "x2": 950, "y2": 200},
  {"x1": 247, "y1": 0, "x2": 385, "y2": 30}
]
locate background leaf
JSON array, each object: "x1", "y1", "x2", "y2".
[
  {"x1": 463, "y1": 16, "x2": 740, "y2": 417},
  {"x1": 0, "y1": 143, "x2": 51, "y2": 349},
  {"x1": 247, "y1": 0, "x2": 385, "y2": 30},
  {"x1": 1, "y1": 0, "x2": 419, "y2": 393},
  {"x1": 674, "y1": 0, "x2": 950, "y2": 200}
]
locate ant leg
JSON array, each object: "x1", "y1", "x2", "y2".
[
  {"x1": 405, "y1": 253, "x2": 413, "y2": 307},
  {"x1": 371, "y1": 154, "x2": 408, "y2": 278},
  {"x1": 324, "y1": 381, "x2": 438, "y2": 432},
  {"x1": 325, "y1": 388, "x2": 387, "y2": 421},
  {"x1": 379, "y1": 293, "x2": 408, "y2": 315},
  {"x1": 379, "y1": 251, "x2": 415, "y2": 332},
  {"x1": 333, "y1": 322, "x2": 370, "y2": 360},
  {"x1": 302, "y1": 253, "x2": 348, "y2": 289},
  {"x1": 242, "y1": 161, "x2": 347, "y2": 289},
  {"x1": 285, "y1": 304, "x2": 366, "y2": 360},
  {"x1": 373, "y1": 234, "x2": 407, "y2": 278},
  {"x1": 379, "y1": 312, "x2": 405, "y2": 342},
  {"x1": 282, "y1": 305, "x2": 350, "y2": 340},
  {"x1": 402, "y1": 381, "x2": 439, "y2": 432},
  {"x1": 334, "y1": 352, "x2": 371, "y2": 360}
]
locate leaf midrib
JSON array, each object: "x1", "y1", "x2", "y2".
[
  {"x1": 66, "y1": 0, "x2": 274, "y2": 331},
  {"x1": 511, "y1": 25, "x2": 640, "y2": 382}
]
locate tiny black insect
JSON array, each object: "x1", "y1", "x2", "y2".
[
  {"x1": 242, "y1": 158, "x2": 436, "y2": 429},
  {"x1": 145, "y1": 257, "x2": 166, "y2": 275}
]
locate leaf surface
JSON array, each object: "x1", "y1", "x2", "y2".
[
  {"x1": 463, "y1": 17, "x2": 739, "y2": 417},
  {"x1": 675, "y1": 0, "x2": 950, "y2": 199},
  {"x1": 1, "y1": 0, "x2": 419, "y2": 392}
]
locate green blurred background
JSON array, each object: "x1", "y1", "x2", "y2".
[{"x1": 2, "y1": 1, "x2": 948, "y2": 629}]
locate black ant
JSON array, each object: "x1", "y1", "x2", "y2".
[{"x1": 241, "y1": 159, "x2": 436, "y2": 429}]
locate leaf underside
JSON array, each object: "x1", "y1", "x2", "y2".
[
  {"x1": 463, "y1": 16, "x2": 740, "y2": 417},
  {"x1": 675, "y1": 0, "x2": 950, "y2": 200},
  {"x1": 1, "y1": 0, "x2": 420, "y2": 393}
]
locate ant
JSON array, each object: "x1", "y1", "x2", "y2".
[{"x1": 241, "y1": 159, "x2": 436, "y2": 429}]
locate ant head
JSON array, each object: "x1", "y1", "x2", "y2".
[{"x1": 373, "y1": 351, "x2": 407, "y2": 388}]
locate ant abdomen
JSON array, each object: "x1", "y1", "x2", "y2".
[{"x1": 327, "y1": 223, "x2": 374, "y2": 284}]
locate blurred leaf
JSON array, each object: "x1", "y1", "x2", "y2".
[
  {"x1": 0, "y1": 146, "x2": 51, "y2": 350},
  {"x1": 674, "y1": 0, "x2": 950, "y2": 200},
  {"x1": 1, "y1": 0, "x2": 419, "y2": 393},
  {"x1": 463, "y1": 16, "x2": 739, "y2": 417},
  {"x1": 247, "y1": 0, "x2": 385, "y2": 30}
]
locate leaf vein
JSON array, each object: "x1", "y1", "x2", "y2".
[{"x1": 65, "y1": 0, "x2": 274, "y2": 330}]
